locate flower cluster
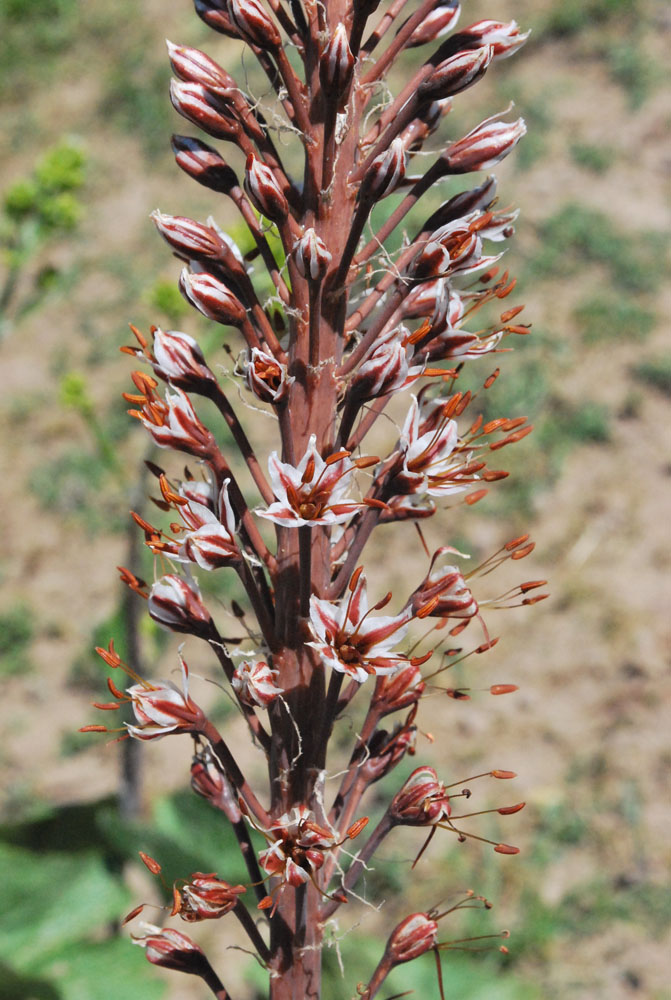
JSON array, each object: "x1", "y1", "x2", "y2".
[{"x1": 80, "y1": 3, "x2": 545, "y2": 998}]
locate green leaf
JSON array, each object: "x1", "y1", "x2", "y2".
[
  {"x1": 34, "y1": 937, "x2": 165, "y2": 1000},
  {"x1": 0, "y1": 845, "x2": 129, "y2": 968}
]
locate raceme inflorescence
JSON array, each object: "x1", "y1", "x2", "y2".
[{"x1": 82, "y1": 2, "x2": 546, "y2": 997}]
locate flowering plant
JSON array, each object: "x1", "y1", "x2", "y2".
[{"x1": 82, "y1": 2, "x2": 546, "y2": 996}]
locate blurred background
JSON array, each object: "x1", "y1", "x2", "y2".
[{"x1": 0, "y1": 0, "x2": 669, "y2": 997}]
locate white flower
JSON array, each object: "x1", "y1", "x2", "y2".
[
  {"x1": 308, "y1": 571, "x2": 410, "y2": 683},
  {"x1": 257, "y1": 434, "x2": 360, "y2": 527}
]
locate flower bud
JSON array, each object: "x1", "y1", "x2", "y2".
[
  {"x1": 419, "y1": 44, "x2": 492, "y2": 102},
  {"x1": 172, "y1": 135, "x2": 238, "y2": 193},
  {"x1": 461, "y1": 19, "x2": 530, "y2": 59},
  {"x1": 194, "y1": 0, "x2": 239, "y2": 38},
  {"x1": 167, "y1": 40, "x2": 236, "y2": 90},
  {"x1": 133, "y1": 926, "x2": 210, "y2": 975},
  {"x1": 320, "y1": 24, "x2": 355, "y2": 98},
  {"x1": 226, "y1": 0, "x2": 281, "y2": 49},
  {"x1": 445, "y1": 117, "x2": 527, "y2": 173},
  {"x1": 351, "y1": 326, "x2": 419, "y2": 401},
  {"x1": 387, "y1": 913, "x2": 439, "y2": 964},
  {"x1": 390, "y1": 765, "x2": 451, "y2": 824},
  {"x1": 151, "y1": 327, "x2": 216, "y2": 389},
  {"x1": 148, "y1": 574, "x2": 213, "y2": 635},
  {"x1": 180, "y1": 873, "x2": 246, "y2": 920},
  {"x1": 244, "y1": 153, "x2": 289, "y2": 222},
  {"x1": 406, "y1": 1, "x2": 460, "y2": 48},
  {"x1": 169, "y1": 79, "x2": 241, "y2": 142},
  {"x1": 362, "y1": 137, "x2": 406, "y2": 200},
  {"x1": 245, "y1": 346, "x2": 293, "y2": 403},
  {"x1": 293, "y1": 228, "x2": 332, "y2": 282},
  {"x1": 179, "y1": 268, "x2": 247, "y2": 326},
  {"x1": 151, "y1": 210, "x2": 223, "y2": 261}
]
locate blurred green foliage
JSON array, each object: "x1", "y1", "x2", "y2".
[
  {"x1": 0, "y1": 603, "x2": 34, "y2": 676},
  {"x1": 633, "y1": 354, "x2": 671, "y2": 396},
  {"x1": 1, "y1": 142, "x2": 86, "y2": 332},
  {"x1": 569, "y1": 142, "x2": 614, "y2": 173},
  {"x1": 574, "y1": 296, "x2": 655, "y2": 344}
]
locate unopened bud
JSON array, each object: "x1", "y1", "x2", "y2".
[
  {"x1": 179, "y1": 268, "x2": 247, "y2": 326},
  {"x1": 406, "y1": 1, "x2": 461, "y2": 48},
  {"x1": 244, "y1": 153, "x2": 289, "y2": 221},
  {"x1": 226, "y1": 0, "x2": 281, "y2": 49},
  {"x1": 170, "y1": 79, "x2": 241, "y2": 141},
  {"x1": 167, "y1": 40, "x2": 236, "y2": 89},
  {"x1": 194, "y1": 0, "x2": 239, "y2": 38},
  {"x1": 419, "y1": 44, "x2": 492, "y2": 102},
  {"x1": 134, "y1": 927, "x2": 210, "y2": 975},
  {"x1": 152, "y1": 210, "x2": 222, "y2": 260},
  {"x1": 148, "y1": 574, "x2": 213, "y2": 635},
  {"x1": 461, "y1": 19, "x2": 530, "y2": 59},
  {"x1": 151, "y1": 328, "x2": 215, "y2": 389},
  {"x1": 445, "y1": 117, "x2": 527, "y2": 173},
  {"x1": 172, "y1": 135, "x2": 238, "y2": 193},
  {"x1": 362, "y1": 137, "x2": 406, "y2": 200},
  {"x1": 320, "y1": 24, "x2": 355, "y2": 97},
  {"x1": 293, "y1": 228, "x2": 332, "y2": 281}
]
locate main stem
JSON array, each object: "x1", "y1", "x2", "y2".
[{"x1": 268, "y1": 3, "x2": 362, "y2": 992}]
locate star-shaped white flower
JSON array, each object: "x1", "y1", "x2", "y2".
[{"x1": 257, "y1": 434, "x2": 360, "y2": 527}]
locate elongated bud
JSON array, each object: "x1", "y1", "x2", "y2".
[
  {"x1": 170, "y1": 79, "x2": 241, "y2": 141},
  {"x1": 406, "y1": 1, "x2": 460, "y2": 48},
  {"x1": 151, "y1": 210, "x2": 222, "y2": 260},
  {"x1": 244, "y1": 153, "x2": 289, "y2": 221},
  {"x1": 133, "y1": 927, "x2": 210, "y2": 975},
  {"x1": 194, "y1": 0, "x2": 239, "y2": 38},
  {"x1": 152, "y1": 327, "x2": 216, "y2": 389},
  {"x1": 362, "y1": 137, "x2": 406, "y2": 200},
  {"x1": 293, "y1": 228, "x2": 332, "y2": 282},
  {"x1": 179, "y1": 268, "x2": 247, "y2": 326},
  {"x1": 167, "y1": 40, "x2": 236, "y2": 89},
  {"x1": 320, "y1": 24, "x2": 355, "y2": 98},
  {"x1": 462, "y1": 19, "x2": 530, "y2": 59},
  {"x1": 445, "y1": 117, "x2": 527, "y2": 173},
  {"x1": 172, "y1": 135, "x2": 238, "y2": 193},
  {"x1": 419, "y1": 44, "x2": 492, "y2": 102},
  {"x1": 148, "y1": 574, "x2": 213, "y2": 635},
  {"x1": 226, "y1": 0, "x2": 281, "y2": 49},
  {"x1": 387, "y1": 913, "x2": 439, "y2": 964}
]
